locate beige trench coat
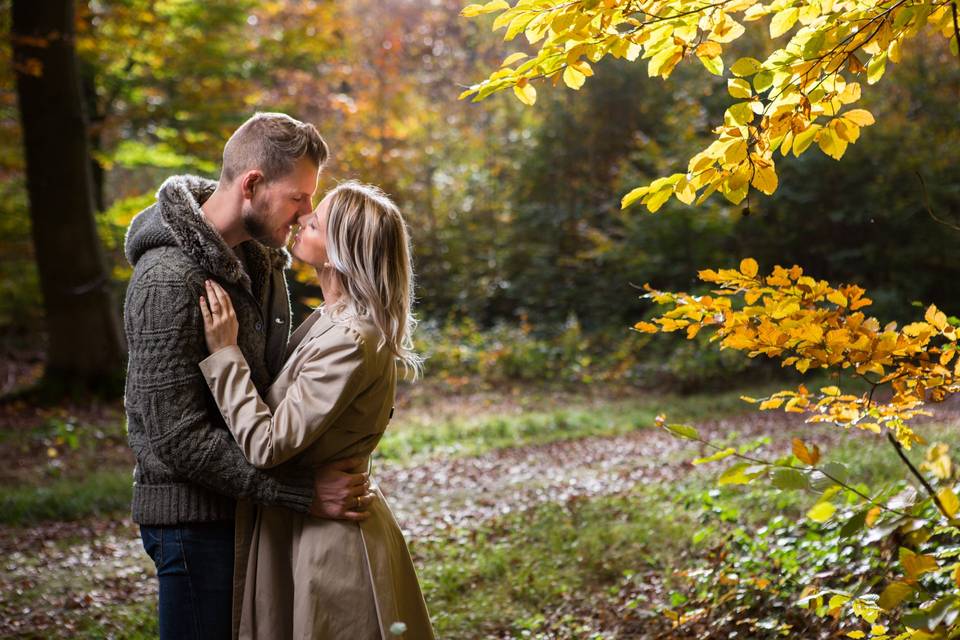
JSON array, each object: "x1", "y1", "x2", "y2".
[{"x1": 199, "y1": 308, "x2": 435, "y2": 640}]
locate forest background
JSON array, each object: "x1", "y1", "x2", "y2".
[{"x1": 2, "y1": 0, "x2": 957, "y2": 393}]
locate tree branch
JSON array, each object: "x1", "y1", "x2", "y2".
[{"x1": 886, "y1": 431, "x2": 950, "y2": 519}]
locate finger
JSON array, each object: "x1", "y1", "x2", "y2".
[
  {"x1": 199, "y1": 296, "x2": 212, "y2": 325},
  {"x1": 338, "y1": 510, "x2": 372, "y2": 522},
  {"x1": 344, "y1": 472, "x2": 370, "y2": 488},
  {"x1": 205, "y1": 281, "x2": 220, "y2": 312},
  {"x1": 211, "y1": 281, "x2": 232, "y2": 315}
]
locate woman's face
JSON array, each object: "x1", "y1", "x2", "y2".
[{"x1": 291, "y1": 193, "x2": 331, "y2": 267}]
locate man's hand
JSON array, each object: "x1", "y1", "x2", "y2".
[{"x1": 309, "y1": 457, "x2": 375, "y2": 521}]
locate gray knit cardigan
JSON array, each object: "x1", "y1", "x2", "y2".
[{"x1": 123, "y1": 175, "x2": 314, "y2": 525}]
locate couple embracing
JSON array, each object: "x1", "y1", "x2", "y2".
[{"x1": 123, "y1": 112, "x2": 435, "y2": 639}]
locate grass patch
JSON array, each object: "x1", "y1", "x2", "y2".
[
  {"x1": 0, "y1": 469, "x2": 132, "y2": 526},
  {"x1": 413, "y1": 478, "x2": 725, "y2": 638},
  {"x1": 379, "y1": 383, "x2": 785, "y2": 463}
]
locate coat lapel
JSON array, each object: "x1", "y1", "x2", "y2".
[{"x1": 284, "y1": 308, "x2": 336, "y2": 360}]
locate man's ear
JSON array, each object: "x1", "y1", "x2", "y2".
[{"x1": 240, "y1": 170, "x2": 264, "y2": 200}]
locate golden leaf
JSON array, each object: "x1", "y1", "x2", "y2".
[
  {"x1": 793, "y1": 437, "x2": 820, "y2": 465},
  {"x1": 513, "y1": 82, "x2": 537, "y2": 106},
  {"x1": 740, "y1": 258, "x2": 759, "y2": 278}
]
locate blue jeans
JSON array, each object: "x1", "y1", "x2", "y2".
[{"x1": 140, "y1": 521, "x2": 235, "y2": 640}]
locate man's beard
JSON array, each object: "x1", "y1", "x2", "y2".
[{"x1": 242, "y1": 201, "x2": 283, "y2": 248}]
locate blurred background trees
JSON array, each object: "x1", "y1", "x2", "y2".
[{"x1": 1, "y1": 0, "x2": 957, "y2": 395}]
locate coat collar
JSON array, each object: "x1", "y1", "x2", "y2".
[
  {"x1": 285, "y1": 308, "x2": 336, "y2": 359},
  {"x1": 126, "y1": 174, "x2": 291, "y2": 290}
]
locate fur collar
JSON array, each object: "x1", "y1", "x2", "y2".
[{"x1": 124, "y1": 174, "x2": 291, "y2": 288}]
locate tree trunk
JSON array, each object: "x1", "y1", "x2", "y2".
[{"x1": 11, "y1": 0, "x2": 125, "y2": 392}]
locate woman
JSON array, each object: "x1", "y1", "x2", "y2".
[{"x1": 197, "y1": 181, "x2": 434, "y2": 639}]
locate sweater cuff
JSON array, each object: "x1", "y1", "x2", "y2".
[{"x1": 265, "y1": 468, "x2": 315, "y2": 513}]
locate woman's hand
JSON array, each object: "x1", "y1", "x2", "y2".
[{"x1": 199, "y1": 280, "x2": 239, "y2": 354}]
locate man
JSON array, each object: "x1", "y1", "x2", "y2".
[{"x1": 123, "y1": 112, "x2": 374, "y2": 639}]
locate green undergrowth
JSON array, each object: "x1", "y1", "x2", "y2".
[
  {"x1": 0, "y1": 470, "x2": 133, "y2": 527},
  {"x1": 415, "y1": 482, "x2": 704, "y2": 638},
  {"x1": 377, "y1": 381, "x2": 796, "y2": 463}
]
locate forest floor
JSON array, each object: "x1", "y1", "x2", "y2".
[{"x1": 2, "y1": 380, "x2": 959, "y2": 639}]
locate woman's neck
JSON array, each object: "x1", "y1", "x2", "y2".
[{"x1": 317, "y1": 266, "x2": 342, "y2": 308}]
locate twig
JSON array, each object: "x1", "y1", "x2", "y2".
[
  {"x1": 688, "y1": 433, "x2": 918, "y2": 519},
  {"x1": 886, "y1": 431, "x2": 950, "y2": 519},
  {"x1": 917, "y1": 172, "x2": 960, "y2": 233}
]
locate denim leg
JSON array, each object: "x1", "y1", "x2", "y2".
[{"x1": 141, "y1": 521, "x2": 235, "y2": 640}]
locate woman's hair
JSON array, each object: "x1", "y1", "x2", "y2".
[{"x1": 323, "y1": 181, "x2": 422, "y2": 378}]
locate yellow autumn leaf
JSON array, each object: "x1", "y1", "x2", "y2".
[
  {"x1": 843, "y1": 109, "x2": 876, "y2": 126},
  {"x1": 730, "y1": 57, "x2": 762, "y2": 77},
  {"x1": 938, "y1": 487, "x2": 959, "y2": 518},
  {"x1": 562, "y1": 65, "x2": 586, "y2": 89},
  {"x1": 513, "y1": 82, "x2": 537, "y2": 105},
  {"x1": 751, "y1": 161, "x2": 778, "y2": 195},
  {"x1": 808, "y1": 501, "x2": 836, "y2": 523},
  {"x1": 900, "y1": 547, "x2": 938, "y2": 580},
  {"x1": 740, "y1": 258, "x2": 759, "y2": 278},
  {"x1": 770, "y1": 7, "x2": 799, "y2": 37},
  {"x1": 728, "y1": 78, "x2": 753, "y2": 99},
  {"x1": 817, "y1": 127, "x2": 848, "y2": 160},
  {"x1": 696, "y1": 41, "x2": 723, "y2": 57},
  {"x1": 500, "y1": 52, "x2": 528, "y2": 67},
  {"x1": 878, "y1": 581, "x2": 914, "y2": 610},
  {"x1": 793, "y1": 437, "x2": 820, "y2": 465}
]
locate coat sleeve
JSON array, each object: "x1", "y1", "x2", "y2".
[
  {"x1": 199, "y1": 328, "x2": 366, "y2": 469},
  {"x1": 124, "y1": 262, "x2": 315, "y2": 511}
]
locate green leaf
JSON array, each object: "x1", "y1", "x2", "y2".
[
  {"x1": 839, "y1": 510, "x2": 868, "y2": 539},
  {"x1": 822, "y1": 461, "x2": 849, "y2": 485},
  {"x1": 726, "y1": 102, "x2": 755, "y2": 126},
  {"x1": 718, "y1": 462, "x2": 765, "y2": 485},
  {"x1": 771, "y1": 467, "x2": 809, "y2": 490},
  {"x1": 867, "y1": 52, "x2": 887, "y2": 85},
  {"x1": 664, "y1": 423, "x2": 700, "y2": 440},
  {"x1": 730, "y1": 57, "x2": 763, "y2": 77},
  {"x1": 752, "y1": 70, "x2": 774, "y2": 93}
]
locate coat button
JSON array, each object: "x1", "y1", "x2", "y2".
[{"x1": 255, "y1": 321, "x2": 263, "y2": 332}]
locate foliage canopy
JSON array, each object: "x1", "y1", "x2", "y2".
[{"x1": 461, "y1": 0, "x2": 960, "y2": 211}]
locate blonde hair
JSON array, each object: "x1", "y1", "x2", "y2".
[
  {"x1": 323, "y1": 181, "x2": 422, "y2": 378},
  {"x1": 221, "y1": 112, "x2": 328, "y2": 183}
]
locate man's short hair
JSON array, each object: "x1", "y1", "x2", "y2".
[{"x1": 221, "y1": 112, "x2": 329, "y2": 183}]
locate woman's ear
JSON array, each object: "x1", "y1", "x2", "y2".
[{"x1": 240, "y1": 170, "x2": 263, "y2": 200}]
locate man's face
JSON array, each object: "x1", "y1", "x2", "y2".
[
  {"x1": 291, "y1": 193, "x2": 332, "y2": 267},
  {"x1": 241, "y1": 157, "x2": 320, "y2": 248}
]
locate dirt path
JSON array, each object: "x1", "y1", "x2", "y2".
[{"x1": 2, "y1": 405, "x2": 958, "y2": 637}]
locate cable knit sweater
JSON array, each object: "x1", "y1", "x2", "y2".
[{"x1": 123, "y1": 175, "x2": 314, "y2": 525}]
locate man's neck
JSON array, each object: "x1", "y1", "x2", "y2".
[{"x1": 200, "y1": 186, "x2": 250, "y2": 249}]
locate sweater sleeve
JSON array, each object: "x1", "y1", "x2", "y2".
[
  {"x1": 198, "y1": 330, "x2": 366, "y2": 469},
  {"x1": 124, "y1": 263, "x2": 315, "y2": 512}
]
